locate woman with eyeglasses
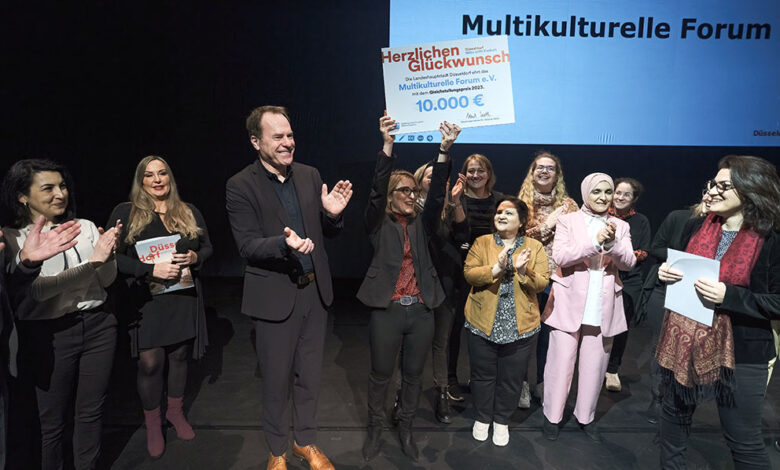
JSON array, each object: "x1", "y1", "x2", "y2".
[
  {"x1": 1, "y1": 159, "x2": 120, "y2": 470},
  {"x1": 107, "y1": 156, "x2": 212, "y2": 458},
  {"x1": 656, "y1": 155, "x2": 780, "y2": 469},
  {"x1": 463, "y1": 196, "x2": 549, "y2": 446},
  {"x1": 516, "y1": 151, "x2": 578, "y2": 407},
  {"x1": 541, "y1": 173, "x2": 636, "y2": 443},
  {"x1": 638, "y1": 189, "x2": 710, "y2": 425},
  {"x1": 603, "y1": 177, "x2": 652, "y2": 393},
  {"x1": 358, "y1": 114, "x2": 458, "y2": 462},
  {"x1": 384, "y1": 161, "x2": 468, "y2": 425},
  {"x1": 446, "y1": 153, "x2": 507, "y2": 402}
]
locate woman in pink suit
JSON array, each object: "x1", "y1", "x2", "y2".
[{"x1": 541, "y1": 172, "x2": 636, "y2": 443}]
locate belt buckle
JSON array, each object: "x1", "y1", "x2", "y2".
[
  {"x1": 399, "y1": 296, "x2": 413, "y2": 306},
  {"x1": 297, "y1": 273, "x2": 314, "y2": 286}
]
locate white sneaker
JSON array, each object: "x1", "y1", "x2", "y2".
[
  {"x1": 518, "y1": 381, "x2": 531, "y2": 409},
  {"x1": 472, "y1": 420, "x2": 489, "y2": 441},
  {"x1": 605, "y1": 372, "x2": 622, "y2": 392},
  {"x1": 492, "y1": 422, "x2": 509, "y2": 446}
]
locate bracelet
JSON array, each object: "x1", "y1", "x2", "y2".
[
  {"x1": 439, "y1": 147, "x2": 449, "y2": 154},
  {"x1": 448, "y1": 201, "x2": 461, "y2": 208}
]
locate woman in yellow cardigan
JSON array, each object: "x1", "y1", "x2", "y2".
[{"x1": 463, "y1": 197, "x2": 550, "y2": 446}]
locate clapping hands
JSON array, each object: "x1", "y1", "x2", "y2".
[{"x1": 596, "y1": 221, "x2": 617, "y2": 245}]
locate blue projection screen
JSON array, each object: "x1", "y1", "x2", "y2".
[{"x1": 389, "y1": 0, "x2": 780, "y2": 146}]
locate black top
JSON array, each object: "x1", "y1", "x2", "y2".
[
  {"x1": 462, "y1": 191, "x2": 506, "y2": 248},
  {"x1": 638, "y1": 209, "x2": 696, "y2": 322},
  {"x1": 107, "y1": 202, "x2": 212, "y2": 358},
  {"x1": 260, "y1": 162, "x2": 313, "y2": 274},
  {"x1": 618, "y1": 211, "x2": 652, "y2": 296}
]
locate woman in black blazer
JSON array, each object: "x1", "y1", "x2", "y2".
[
  {"x1": 656, "y1": 155, "x2": 779, "y2": 469},
  {"x1": 358, "y1": 114, "x2": 459, "y2": 462}
]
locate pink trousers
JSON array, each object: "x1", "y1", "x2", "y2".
[{"x1": 543, "y1": 325, "x2": 613, "y2": 425}]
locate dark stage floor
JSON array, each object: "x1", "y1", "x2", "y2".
[{"x1": 95, "y1": 278, "x2": 780, "y2": 470}]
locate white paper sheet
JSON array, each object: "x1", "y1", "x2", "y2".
[{"x1": 663, "y1": 249, "x2": 720, "y2": 327}]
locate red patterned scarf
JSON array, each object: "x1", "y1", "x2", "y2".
[{"x1": 655, "y1": 213, "x2": 763, "y2": 405}]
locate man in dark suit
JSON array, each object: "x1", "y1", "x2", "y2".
[
  {"x1": 0, "y1": 217, "x2": 81, "y2": 468},
  {"x1": 226, "y1": 106, "x2": 352, "y2": 470}
]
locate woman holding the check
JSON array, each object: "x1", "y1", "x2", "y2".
[{"x1": 656, "y1": 155, "x2": 780, "y2": 469}]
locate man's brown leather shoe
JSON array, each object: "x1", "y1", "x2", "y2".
[
  {"x1": 266, "y1": 453, "x2": 287, "y2": 470},
  {"x1": 292, "y1": 443, "x2": 335, "y2": 470}
]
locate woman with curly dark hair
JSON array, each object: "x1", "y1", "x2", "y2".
[{"x1": 657, "y1": 155, "x2": 780, "y2": 469}]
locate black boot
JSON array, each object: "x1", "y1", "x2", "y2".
[
  {"x1": 390, "y1": 389, "x2": 401, "y2": 426},
  {"x1": 398, "y1": 425, "x2": 419, "y2": 461},
  {"x1": 435, "y1": 387, "x2": 452, "y2": 424},
  {"x1": 362, "y1": 425, "x2": 382, "y2": 461}
]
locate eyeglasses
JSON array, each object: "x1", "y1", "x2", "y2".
[
  {"x1": 466, "y1": 168, "x2": 487, "y2": 175},
  {"x1": 535, "y1": 165, "x2": 555, "y2": 173},
  {"x1": 393, "y1": 186, "x2": 418, "y2": 197},
  {"x1": 704, "y1": 179, "x2": 734, "y2": 195}
]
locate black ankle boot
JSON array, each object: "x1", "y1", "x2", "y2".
[
  {"x1": 435, "y1": 387, "x2": 452, "y2": 424},
  {"x1": 362, "y1": 425, "x2": 382, "y2": 461},
  {"x1": 398, "y1": 426, "x2": 419, "y2": 461}
]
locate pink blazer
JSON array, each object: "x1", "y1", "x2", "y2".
[{"x1": 541, "y1": 211, "x2": 636, "y2": 337}]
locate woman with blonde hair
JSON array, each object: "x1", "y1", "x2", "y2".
[
  {"x1": 107, "y1": 155, "x2": 212, "y2": 458},
  {"x1": 516, "y1": 151, "x2": 578, "y2": 407}
]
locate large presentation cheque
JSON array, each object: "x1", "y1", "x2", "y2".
[{"x1": 382, "y1": 36, "x2": 515, "y2": 135}]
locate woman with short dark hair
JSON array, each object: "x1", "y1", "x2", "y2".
[
  {"x1": 657, "y1": 155, "x2": 780, "y2": 469},
  {"x1": 463, "y1": 196, "x2": 549, "y2": 446}
]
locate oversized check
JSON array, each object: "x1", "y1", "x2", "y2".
[{"x1": 382, "y1": 36, "x2": 515, "y2": 134}]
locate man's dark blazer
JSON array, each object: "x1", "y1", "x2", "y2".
[
  {"x1": 356, "y1": 152, "x2": 446, "y2": 309},
  {"x1": 226, "y1": 160, "x2": 342, "y2": 321}
]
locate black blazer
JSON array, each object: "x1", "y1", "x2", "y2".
[
  {"x1": 680, "y1": 218, "x2": 780, "y2": 364},
  {"x1": 226, "y1": 160, "x2": 342, "y2": 320},
  {"x1": 1, "y1": 254, "x2": 40, "y2": 377},
  {"x1": 356, "y1": 152, "x2": 446, "y2": 309}
]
